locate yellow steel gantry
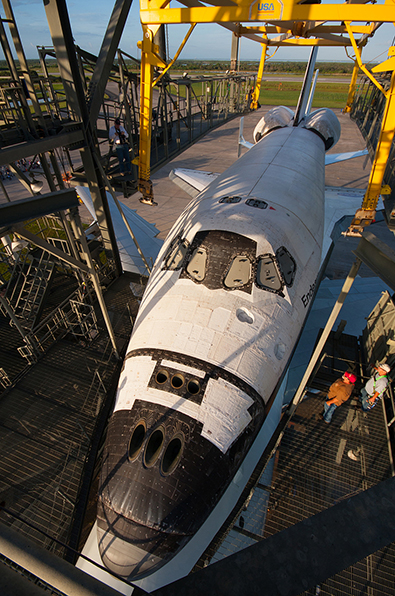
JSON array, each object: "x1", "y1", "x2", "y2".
[
  {"x1": 137, "y1": 0, "x2": 395, "y2": 222},
  {"x1": 345, "y1": 29, "x2": 395, "y2": 235}
]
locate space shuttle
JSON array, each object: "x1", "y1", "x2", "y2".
[{"x1": 77, "y1": 50, "x2": 373, "y2": 594}]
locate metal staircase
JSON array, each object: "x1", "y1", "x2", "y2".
[{"x1": 6, "y1": 249, "x2": 55, "y2": 331}]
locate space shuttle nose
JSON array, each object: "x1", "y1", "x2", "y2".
[
  {"x1": 96, "y1": 496, "x2": 188, "y2": 580},
  {"x1": 97, "y1": 522, "x2": 163, "y2": 579}
]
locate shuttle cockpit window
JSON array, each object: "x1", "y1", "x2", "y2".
[
  {"x1": 186, "y1": 247, "x2": 207, "y2": 282},
  {"x1": 276, "y1": 246, "x2": 296, "y2": 287},
  {"x1": 218, "y1": 196, "x2": 242, "y2": 204},
  {"x1": 256, "y1": 254, "x2": 283, "y2": 293},
  {"x1": 181, "y1": 230, "x2": 256, "y2": 293},
  {"x1": 224, "y1": 255, "x2": 252, "y2": 289},
  {"x1": 245, "y1": 198, "x2": 268, "y2": 210},
  {"x1": 164, "y1": 237, "x2": 189, "y2": 270}
]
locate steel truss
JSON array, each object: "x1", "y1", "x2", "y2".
[{"x1": 137, "y1": 0, "x2": 395, "y2": 220}]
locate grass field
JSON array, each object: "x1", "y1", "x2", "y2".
[
  {"x1": 173, "y1": 78, "x2": 350, "y2": 109},
  {"x1": 258, "y1": 81, "x2": 350, "y2": 109}
]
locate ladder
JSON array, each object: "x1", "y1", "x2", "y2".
[{"x1": 11, "y1": 250, "x2": 55, "y2": 330}]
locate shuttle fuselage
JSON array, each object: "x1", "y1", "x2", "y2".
[{"x1": 96, "y1": 112, "x2": 337, "y2": 584}]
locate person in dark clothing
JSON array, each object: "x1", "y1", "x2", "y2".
[{"x1": 109, "y1": 117, "x2": 131, "y2": 174}]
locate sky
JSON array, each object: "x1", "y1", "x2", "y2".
[{"x1": 2, "y1": 0, "x2": 394, "y2": 66}]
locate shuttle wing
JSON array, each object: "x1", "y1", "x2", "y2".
[
  {"x1": 76, "y1": 186, "x2": 163, "y2": 276},
  {"x1": 169, "y1": 168, "x2": 220, "y2": 197},
  {"x1": 325, "y1": 148, "x2": 369, "y2": 166}
]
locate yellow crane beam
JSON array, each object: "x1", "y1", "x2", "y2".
[
  {"x1": 140, "y1": 3, "x2": 395, "y2": 26},
  {"x1": 137, "y1": 0, "x2": 395, "y2": 206}
]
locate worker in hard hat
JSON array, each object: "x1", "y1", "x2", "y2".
[{"x1": 322, "y1": 371, "x2": 357, "y2": 424}]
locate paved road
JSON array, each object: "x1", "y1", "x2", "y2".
[
  {"x1": 171, "y1": 73, "x2": 351, "y2": 84},
  {"x1": 260, "y1": 74, "x2": 351, "y2": 84}
]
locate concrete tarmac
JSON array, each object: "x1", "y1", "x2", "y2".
[
  {"x1": 121, "y1": 107, "x2": 394, "y2": 280},
  {"x1": 2, "y1": 106, "x2": 392, "y2": 280},
  {"x1": 123, "y1": 107, "x2": 370, "y2": 240}
]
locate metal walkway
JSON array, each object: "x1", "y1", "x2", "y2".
[
  {"x1": 268, "y1": 333, "x2": 394, "y2": 595},
  {"x1": 1, "y1": 110, "x2": 395, "y2": 593},
  {"x1": 0, "y1": 272, "x2": 139, "y2": 561},
  {"x1": 203, "y1": 327, "x2": 395, "y2": 595}
]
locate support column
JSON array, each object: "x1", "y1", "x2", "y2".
[
  {"x1": 0, "y1": 17, "x2": 33, "y2": 138},
  {"x1": 43, "y1": 0, "x2": 122, "y2": 274},
  {"x1": 343, "y1": 56, "x2": 360, "y2": 114},
  {"x1": 138, "y1": 26, "x2": 156, "y2": 205},
  {"x1": 251, "y1": 35, "x2": 267, "y2": 110},
  {"x1": 290, "y1": 257, "x2": 362, "y2": 413},
  {"x1": 2, "y1": 0, "x2": 47, "y2": 131},
  {"x1": 43, "y1": 0, "x2": 81, "y2": 120},
  {"x1": 348, "y1": 62, "x2": 395, "y2": 235},
  {"x1": 230, "y1": 29, "x2": 240, "y2": 72},
  {"x1": 86, "y1": 0, "x2": 133, "y2": 126},
  {"x1": 69, "y1": 207, "x2": 120, "y2": 359}
]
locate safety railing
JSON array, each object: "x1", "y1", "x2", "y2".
[{"x1": 350, "y1": 72, "x2": 395, "y2": 220}]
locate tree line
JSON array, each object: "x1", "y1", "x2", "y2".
[
  {"x1": 0, "y1": 58, "x2": 376, "y2": 77},
  {"x1": 174, "y1": 60, "x2": 365, "y2": 74}
]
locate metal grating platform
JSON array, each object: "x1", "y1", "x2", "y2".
[
  {"x1": 0, "y1": 272, "x2": 139, "y2": 559},
  {"x1": 205, "y1": 329, "x2": 395, "y2": 595},
  {"x1": 1, "y1": 104, "x2": 395, "y2": 593}
]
